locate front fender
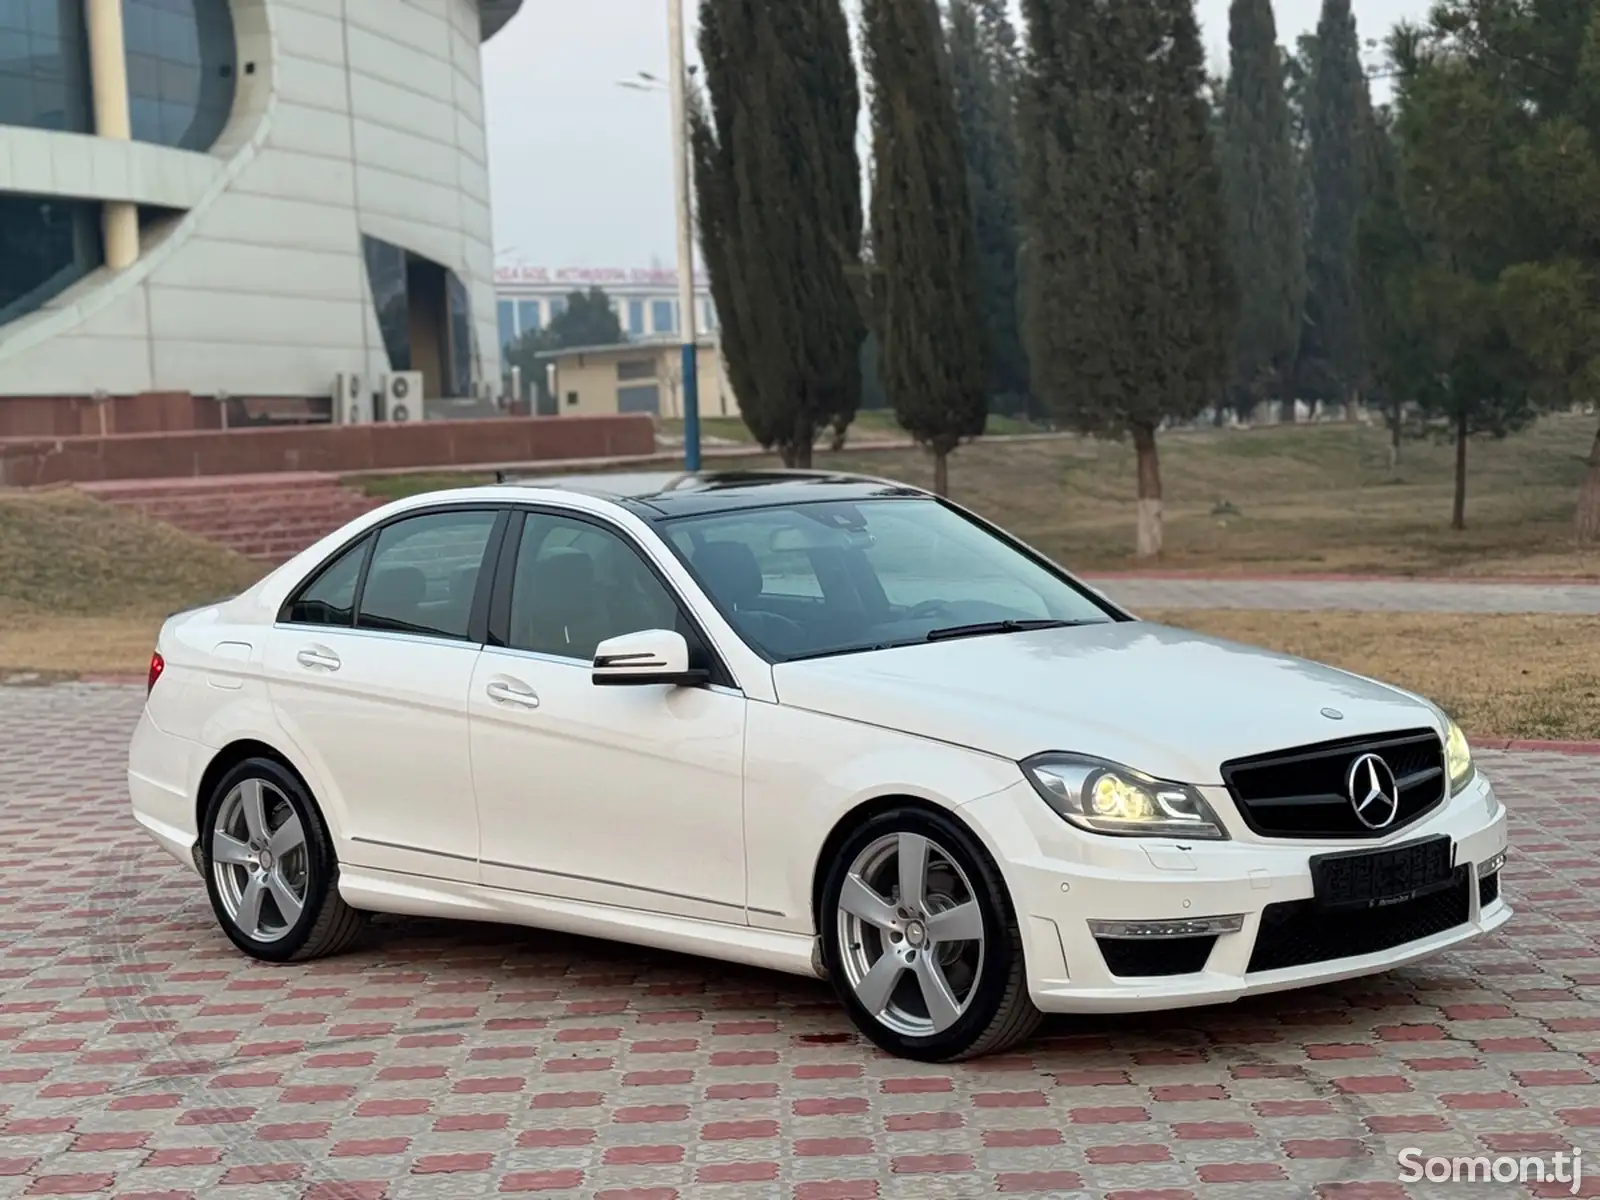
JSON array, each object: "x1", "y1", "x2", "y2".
[{"x1": 743, "y1": 703, "x2": 1021, "y2": 935}]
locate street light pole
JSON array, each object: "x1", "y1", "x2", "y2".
[{"x1": 667, "y1": 0, "x2": 701, "y2": 471}]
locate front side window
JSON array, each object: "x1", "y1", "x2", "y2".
[
  {"x1": 284, "y1": 537, "x2": 370, "y2": 628},
  {"x1": 356, "y1": 511, "x2": 498, "y2": 641},
  {"x1": 664, "y1": 499, "x2": 1116, "y2": 662},
  {"x1": 506, "y1": 514, "x2": 687, "y2": 663}
]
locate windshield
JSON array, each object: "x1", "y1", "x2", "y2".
[{"x1": 661, "y1": 498, "x2": 1118, "y2": 663}]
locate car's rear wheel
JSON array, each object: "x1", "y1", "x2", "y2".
[
  {"x1": 200, "y1": 757, "x2": 365, "y2": 963},
  {"x1": 820, "y1": 806, "x2": 1042, "y2": 1061}
]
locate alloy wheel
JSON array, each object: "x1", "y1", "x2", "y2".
[
  {"x1": 835, "y1": 830, "x2": 986, "y2": 1037},
  {"x1": 210, "y1": 778, "x2": 310, "y2": 944}
]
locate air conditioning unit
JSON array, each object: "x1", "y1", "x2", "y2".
[
  {"x1": 382, "y1": 372, "x2": 424, "y2": 423},
  {"x1": 332, "y1": 373, "x2": 371, "y2": 425}
]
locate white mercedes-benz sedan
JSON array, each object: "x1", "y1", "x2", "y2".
[{"x1": 127, "y1": 470, "x2": 1510, "y2": 1061}]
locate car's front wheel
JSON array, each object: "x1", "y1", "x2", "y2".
[
  {"x1": 819, "y1": 806, "x2": 1042, "y2": 1061},
  {"x1": 200, "y1": 757, "x2": 366, "y2": 963}
]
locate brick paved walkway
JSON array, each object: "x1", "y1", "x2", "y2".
[
  {"x1": 1088, "y1": 577, "x2": 1600, "y2": 615},
  {"x1": 1, "y1": 684, "x2": 1597, "y2": 1199}
]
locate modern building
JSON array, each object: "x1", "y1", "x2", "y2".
[
  {"x1": 495, "y1": 263, "x2": 717, "y2": 359},
  {"x1": 0, "y1": 0, "x2": 521, "y2": 438},
  {"x1": 537, "y1": 338, "x2": 739, "y2": 421}
]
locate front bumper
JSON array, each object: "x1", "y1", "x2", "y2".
[{"x1": 964, "y1": 771, "x2": 1510, "y2": 1014}]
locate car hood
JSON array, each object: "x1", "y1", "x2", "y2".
[{"x1": 771, "y1": 621, "x2": 1443, "y2": 785}]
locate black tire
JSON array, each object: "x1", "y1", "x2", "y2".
[
  {"x1": 819, "y1": 805, "x2": 1042, "y2": 1062},
  {"x1": 199, "y1": 757, "x2": 366, "y2": 963}
]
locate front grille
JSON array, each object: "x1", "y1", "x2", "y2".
[
  {"x1": 1096, "y1": 935, "x2": 1217, "y2": 978},
  {"x1": 1221, "y1": 728, "x2": 1446, "y2": 839},
  {"x1": 1247, "y1": 867, "x2": 1471, "y2": 973},
  {"x1": 1479, "y1": 870, "x2": 1500, "y2": 908}
]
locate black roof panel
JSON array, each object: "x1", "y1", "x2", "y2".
[{"x1": 508, "y1": 469, "x2": 930, "y2": 518}]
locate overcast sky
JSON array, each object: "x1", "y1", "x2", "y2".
[{"x1": 481, "y1": 0, "x2": 1422, "y2": 270}]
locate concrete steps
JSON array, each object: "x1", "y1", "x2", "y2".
[{"x1": 80, "y1": 473, "x2": 387, "y2": 563}]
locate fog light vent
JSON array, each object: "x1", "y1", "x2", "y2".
[
  {"x1": 1478, "y1": 852, "x2": 1506, "y2": 909},
  {"x1": 1096, "y1": 935, "x2": 1217, "y2": 977}
]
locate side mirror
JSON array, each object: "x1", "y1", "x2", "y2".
[{"x1": 592, "y1": 629, "x2": 709, "y2": 688}]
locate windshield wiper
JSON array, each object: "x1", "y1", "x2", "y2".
[
  {"x1": 782, "y1": 620, "x2": 1103, "y2": 661},
  {"x1": 925, "y1": 619, "x2": 1094, "y2": 643},
  {"x1": 784, "y1": 639, "x2": 926, "y2": 663}
]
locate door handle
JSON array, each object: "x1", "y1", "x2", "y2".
[
  {"x1": 486, "y1": 680, "x2": 540, "y2": 709},
  {"x1": 296, "y1": 648, "x2": 341, "y2": 671}
]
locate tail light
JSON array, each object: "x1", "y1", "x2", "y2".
[{"x1": 147, "y1": 651, "x2": 165, "y2": 695}]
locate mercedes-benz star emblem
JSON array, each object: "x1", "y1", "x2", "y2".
[{"x1": 1346, "y1": 752, "x2": 1400, "y2": 830}]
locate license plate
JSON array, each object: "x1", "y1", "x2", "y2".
[{"x1": 1311, "y1": 836, "x2": 1454, "y2": 911}]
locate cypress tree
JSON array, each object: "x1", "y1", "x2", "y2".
[
  {"x1": 865, "y1": 0, "x2": 988, "y2": 497},
  {"x1": 1299, "y1": 0, "x2": 1371, "y2": 416},
  {"x1": 691, "y1": 0, "x2": 866, "y2": 467},
  {"x1": 1221, "y1": 0, "x2": 1305, "y2": 418},
  {"x1": 946, "y1": 0, "x2": 1030, "y2": 415},
  {"x1": 1354, "y1": 105, "x2": 1414, "y2": 472},
  {"x1": 1018, "y1": 0, "x2": 1237, "y2": 557}
]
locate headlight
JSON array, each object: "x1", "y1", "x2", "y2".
[
  {"x1": 1020, "y1": 753, "x2": 1228, "y2": 840},
  {"x1": 1445, "y1": 718, "x2": 1474, "y2": 794}
]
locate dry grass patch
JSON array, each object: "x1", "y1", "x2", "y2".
[
  {"x1": 833, "y1": 415, "x2": 1600, "y2": 578},
  {"x1": 0, "y1": 615, "x2": 181, "y2": 676},
  {"x1": 14, "y1": 606, "x2": 1594, "y2": 743},
  {"x1": 654, "y1": 410, "x2": 1045, "y2": 444},
  {"x1": 1144, "y1": 609, "x2": 1600, "y2": 741},
  {"x1": 5, "y1": 467, "x2": 1598, "y2": 717},
  {"x1": 353, "y1": 414, "x2": 1600, "y2": 579},
  {"x1": 0, "y1": 489, "x2": 266, "y2": 675}
]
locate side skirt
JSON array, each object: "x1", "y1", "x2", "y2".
[{"x1": 338, "y1": 866, "x2": 824, "y2": 980}]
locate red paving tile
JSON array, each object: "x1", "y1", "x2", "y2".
[{"x1": 0, "y1": 683, "x2": 1595, "y2": 1197}]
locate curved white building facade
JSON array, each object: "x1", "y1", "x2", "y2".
[{"x1": 0, "y1": 0, "x2": 520, "y2": 436}]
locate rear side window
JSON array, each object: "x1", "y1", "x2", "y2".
[
  {"x1": 284, "y1": 538, "x2": 370, "y2": 628},
  {"x1": 357, "y1": 510, "x2": 498, "y2": 641}
]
